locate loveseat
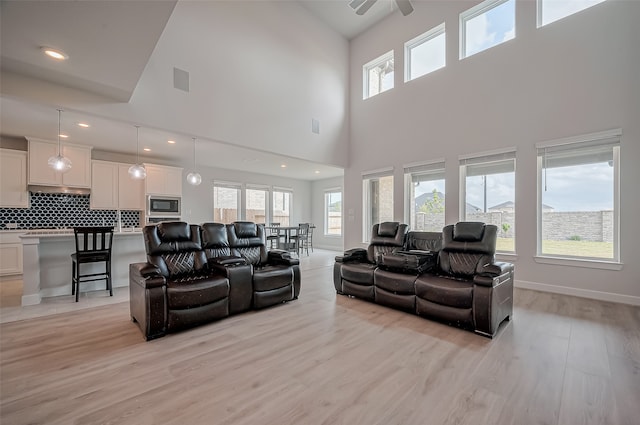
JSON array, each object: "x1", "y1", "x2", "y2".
[
  {"x1": 334, "y1": 222, "x2": 513, "y2": 337},
  {"x1": 130, "y1": 221, "x2": 300, "y2": 340}
]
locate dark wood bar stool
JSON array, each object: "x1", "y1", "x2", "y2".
[{"x1": 71, "y1": 226, "x2": 114, "y2": 302}]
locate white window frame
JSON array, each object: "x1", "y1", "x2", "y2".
[
  {"x1": 362, "y1": 50, "x2": 394, "y2": 100},
  {"x1": 459, "y1": 148, "x2": 517, "y2": 254},
  {"x1": 245, "y1": 184, "x2": 270, "y2": 224},
  {"x1": 535, "y1": 129, "x2": 621, "y2": 268},
  {"x1": 537, "y1": 0, "x2": 607, "y2": 28},
  {"x1": 403, "y1": 159, "x2": 446, "y2": 232},
  {"x1": 362, "y1": 167, "x2": 394, "y2": 243},
  {"x1": 213, "y1": 181, "x2": 242, "y2": 223},
  {"x1": 404, "y1": 23, "x2": 446, "y2": 83},
  {"x1": 324, "y1": 188, "x2": 343, "y2": 237},
  {"x1": 460, "y1": 0, "x2": 515, "y2": 60},
  {"x1": 272, "y1": 187, "x2": 293, "y2": 226}
]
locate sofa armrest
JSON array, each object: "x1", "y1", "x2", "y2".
[
  {"x1": 268, "y1": 249, "x2": 300, "y2": 266},
  {"x1": 129, "y1": 262, "x2": 166, "y2": 289},
  {"x1": 473, "y1": 262, "x2": 514, "y2": 287},
  {"x1": 335, "y1": 248, "x2": 368, "y2": 263},
  {"x1": 207, "y1": 255, "x2": 246, "y2": 267}
]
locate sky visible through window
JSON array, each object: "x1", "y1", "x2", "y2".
[
  {"x1": 540, "y1": 0, "x2": 606, "y2": 26},
  {"x1": 465, "y1": 0, "x2": 515, "y2": 57},
  {"x1": 409, "y1": 31, "x2": 445, "y2": 80}
]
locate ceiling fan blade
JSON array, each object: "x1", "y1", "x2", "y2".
[
  {"x1": 356, "y1": 0, "x2": 378, "y2": 16},
  {"x1": 349, "y1": 0, "x2": 367, "y2": 10},
  {"x1": 395, "y1": 0, "x2": 414, "y2": 16}
]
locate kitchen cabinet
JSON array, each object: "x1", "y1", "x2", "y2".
[
  {"x1": 91, "y1": 160, "x2": 144, "y2": 210},
  {"x1": 144, "y1": 164, "x2": 183, "y2": 196},
  {"x1": 0, "y1": 231, "x2": 25, "y2": 276},
  {"x1": 28, "y1": 138, "x2": 92, "y2": 188},
  {"x1": 0, "y1": 149, "x2": 29, "y2": 208}
]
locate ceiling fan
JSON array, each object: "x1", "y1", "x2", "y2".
[{"x1": 349, "y1": 0, "x2": 414, "y2": 17}]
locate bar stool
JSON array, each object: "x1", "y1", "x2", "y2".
[{"x1": 71, "y1": 226, "x2": 114, "y2": 302}]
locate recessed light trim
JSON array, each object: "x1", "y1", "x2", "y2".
[
  {"x1": 59, "y1": 134, "x2": 69, "y2": 139},
  {"x1": 77, "y1": 122, "x2": 90, "y2": 128},
  {"x1": 280, "y1": 164, "x2": 287, "y2": 168},
  {"x1": 41, "y1": 47, "x2": 68, "y2": 61},
  {"x1": 167, "y1": 140, "x2": 176, "y2": 144},
  {"x1": 143, "y1": 148, "x2": 151, "y2": 152}
]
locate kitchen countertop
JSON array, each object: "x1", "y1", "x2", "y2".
[{"x1": 19, "y1": 228, "x2": 143, "y2": 238}]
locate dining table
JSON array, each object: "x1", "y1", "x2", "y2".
[{"x1": 265, "y1": 226, "x2": 300, "y2": 253}]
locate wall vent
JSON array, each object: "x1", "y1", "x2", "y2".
[{"x1": 173, "y1": 67, "x2": 190, "y2": 92}]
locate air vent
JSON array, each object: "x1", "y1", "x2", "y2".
[
  {"x1": 311, "y1": 118, "x2": 320, "y2": 135},
  {"x1": 173, "y1": 67, "x2": 190, "y2": 92}
]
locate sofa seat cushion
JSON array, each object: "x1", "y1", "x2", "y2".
[
  {"x1": 253, "y1": 266, "x2": 294, "y2": 292},
  {"x1": 415, "y1": 275, "x2": 473, "y2": 309},
  {"x1": 340, "y1": 263, "x2": 377, "y2": 286},
  {"x1": 416, "y1": 298, "x2": 473, "y2": 327},
  {"x1": 167, "y1": 275, "x2": 229, "y2": 309},
  {"x1": 374, "y1": 268, "x2": 417, "y2": 294}
]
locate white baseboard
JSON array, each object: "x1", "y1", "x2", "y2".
[
  {"x1": 38, "y1": 279, "x2": 128, "y2": 300},
  {"x1": 21, "y1": 293, "x2": 41, "y2": 306},
  {"x1": 515, "y1": 279, "x2": 640, "y2": 306}
]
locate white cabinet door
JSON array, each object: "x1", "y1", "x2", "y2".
[
  {"x1": 90, "y1": 161, "x2": 118, "y2": 209},
  {"x1": 145, "y1": 164, "x2": 183, "y2": 196},
  {"x1": 0, "y1": 149, "x2": 29, "y2": 208},
  {"x1": 118, "y1": 164, "x2": 144, "y2": 210},
  {"x1": 28, "y1": 139, "x2": 92, "y2": 188},
  {"x1": 0, "y1": 232, "x2": 24, "y2": 276}
]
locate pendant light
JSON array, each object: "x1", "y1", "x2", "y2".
[
  {"x1": 47, "y1": 109, "x2": 72, "y2": 173},
  {"x1": 128, "y1": 125, "x2": 146, "y2": 179},
  {"x1": 186, "y1": 137, "x2": 202, "y2": 186}
]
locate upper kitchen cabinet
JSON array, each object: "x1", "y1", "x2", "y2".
[
  {"x1": 28, "y1": 138, "x2": 92, "y2": 188},
  {"x1": 0, "y1": 149, "x2": 29, "y2": 208},
  {"x1": 91, "y1": 161, "x2": 144, "y2": 210},
  {"x1": 144, "y1": 164, "x2": 183, "y2": 196}
]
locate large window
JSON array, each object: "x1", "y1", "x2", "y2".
[
  {"x1": 536, "y1": 130, "x2": 620, "y2": 261},
  {"x1": 405, "y1": 23, "x2": 446, "y2": 82},
  {"x1": 363, "y1": 170, "x2": 394, "y2": 242},
  {"x1": 245, "y1": 186, "x2": 268, "y2": 224},
  {"x1": 538, "y1": 0, "x2": 607, "y2": 27},
  {"x1": 404, "y1": 160, "x2": 446, "y2": 232},
  {"x1": 460, "y1": 150, "x2": 516, "y2": 253},
  {"x1": 213, "y1": 182, "x2": 241, "y2": 224},
  {"x1": 460, "y1": 0, "x2": 515, "y2": 59},
  {"x1": 272, "y1": 189, "x2": 292, "y2": 226},
  {"x1": 324, "y1": 189, "x2": 342, "y2": 236},
  {"x1": 363, "y1": 51, "x2": 394, "y2": 99}
]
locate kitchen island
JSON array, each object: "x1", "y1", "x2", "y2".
[{"x1": 20, "y1": 229, "x2": 146, "y2": 305}]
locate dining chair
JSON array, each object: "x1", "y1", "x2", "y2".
[
  {"x1": 267, "y1": 222, "x2": 281, "y2": 249},
  {"x1": 292, "y1": 223, "x2": 310, "y2": 256},
  {"x1": 71, "y1": 226, "x2": 114, "y2": 302},
  {"x1": 308, "y1": 223, "x2": 314, "y2": 253}
]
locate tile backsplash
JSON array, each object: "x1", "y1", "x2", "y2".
[{"x1": 0, "y1": 192, "x2": 140, "y2": 229}]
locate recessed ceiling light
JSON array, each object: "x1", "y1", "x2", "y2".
[
  {"x1": 41, "y1": 47, "x2": 68, "y2": 61},
  {"x1": 280, "y1": 164, "x2": 287, "y2": 168},
  {"x1": 314, "y1": 170, "x2": 320, "y2": 174},
  {"x1": 77, "y1": 122, "x2": 90, "y2": 128},
  {"x1": 59, "y1": 134, "x2": 69, "y2": 138},
  {"x1": 143, "y1": 148, "x2": 151, "y2": 152},
  {"x1": 167, "y1": 140, "x2": 176, "y2": 144}
]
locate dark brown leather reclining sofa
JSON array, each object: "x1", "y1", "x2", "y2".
[
  {"x1": 334, "y1": 221, "x2": 513, "y2": 337},
  {"x1": 130, "y1": 221, "x2": 300, "y2": 340}
]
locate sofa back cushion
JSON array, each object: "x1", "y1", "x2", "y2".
[
  {"x1": 368, "y1": 222, "x2": 408, "y2": 263},
  {"x1": 226, "y1": 221, "x2": 268, "y2": 265},
  {"x1": 200, "y1": 222, "x2": 232, "y2": 259},
  {"x1": 438, "y1": 222, "x2": 497, "y2": 277},
  {"x1": 143, "y1": 222, "x2": 206, "y2": 279},
  {"x1": 405, "y1": 231, "x2": 442, "y2": 252}
]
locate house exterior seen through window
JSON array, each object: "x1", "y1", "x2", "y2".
[
  {"x1": 363, "y1": 173, "x2": 394, "y2": 242},
  {"x1": 272, "y1": 189, "x2": 292, "y2": 226},
  {"x1": 324, "y1": 190, "x2": 342, "y2": 236},
  {"x1": 363, "y1": 51, "x2": 394, "y2": 99},
  {"x1": 404, "y1": 161, "x2": 446, "y2": 232},
  {"x1": 213, "y1": 183, "x2": 241, "y2": 224}
]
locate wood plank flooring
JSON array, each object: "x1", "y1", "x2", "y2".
[{"x1": 1, "y1": 250, "x2": 639, "y2": 425}]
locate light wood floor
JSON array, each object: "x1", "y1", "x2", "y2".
[{"x1": 1, "y1": 250, "x2": 639, "y2": 425}]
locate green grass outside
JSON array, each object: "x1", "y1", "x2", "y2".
[{"x1": 496, "y1": 238, "x2": 613, "y2": 259}]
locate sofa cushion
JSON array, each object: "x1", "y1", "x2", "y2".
[
  {"x1": 234, "y1": 221, "x2": 258, "y2": 238},
  {"x1": 415, "y1": 275, "x2": 473, "y2": 309},
  {"x1": 374, "y1": 268, "x2": 418, "y2": 294},
  {"x1": 253, "y1": 266, "x2": 294, "y2": 292},
  {"x1": 452, "y1": 222, "x2": 485, "y2": 242},
  {"x1": 167, "y1": 275, "x2": 229, "y2": 309},
  {"x1": 341, "y1": 262, "x2": 377, "y2": 285},
  {"x1": 378, "y1": 222, "x2": 399, "y2": 237}
]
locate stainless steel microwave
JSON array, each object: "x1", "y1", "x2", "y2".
[{"x1": 147, "y1": 195, "x2": 181, "y2": 217}]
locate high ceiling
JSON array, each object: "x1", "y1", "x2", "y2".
[{"x1": 0, "y1": 1, "x2": 402, "y2": 180}]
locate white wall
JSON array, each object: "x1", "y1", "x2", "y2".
[
  {"x1": 346, "y1": 0, "x2": 640, "y2": 303},
  {"x1": 311, "y1": 176, "x2": 344, "y2": 251}
]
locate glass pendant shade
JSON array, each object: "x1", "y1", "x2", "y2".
[
  {"x1": 187, "y1": 137, "x2": 202, "y2": 186},
  {"x1": 128, "y1": 125, "x2": 146, "y2": 180},
  {"x1": 48, "y1": 109, "x2": 72, "y2": 173}
]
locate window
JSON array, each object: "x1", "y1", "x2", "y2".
[
  {"x1": 460, "y1": 149, "x2": 516, "y2": 253},
  {"x1": 404, "y1": 160, "x2": 446, "y2": 232},
  {"x1": 538, "y1": 0, "x2": 606, "y2": 27},
  {"x1": 245, "y1": 186, "x2": 268, "y2": 224},
  {"x1": 363, "y1": 51, "x2": 394, "y2": 99},
  {"x1": 363, "y1": 169, "x2": 394, "y2": 242},
  {"x1": 405, "y1": 23, "x2": 446, "y2": 82},
  {"x1": 324, "y1": 189, "x2": 342, "y2": 236},
  {"x1": 213, "y1": 182, "x2": 241, "y2": 224},
  {"x1": 536, "y1": 130, "x2": 620, "y2": 261},
  {"x1": 272, "y1": 189, "x2": 292, "y2": 226},
  {"x1": 460, "y1": 0, "x2": 515, "y2": 59}
]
